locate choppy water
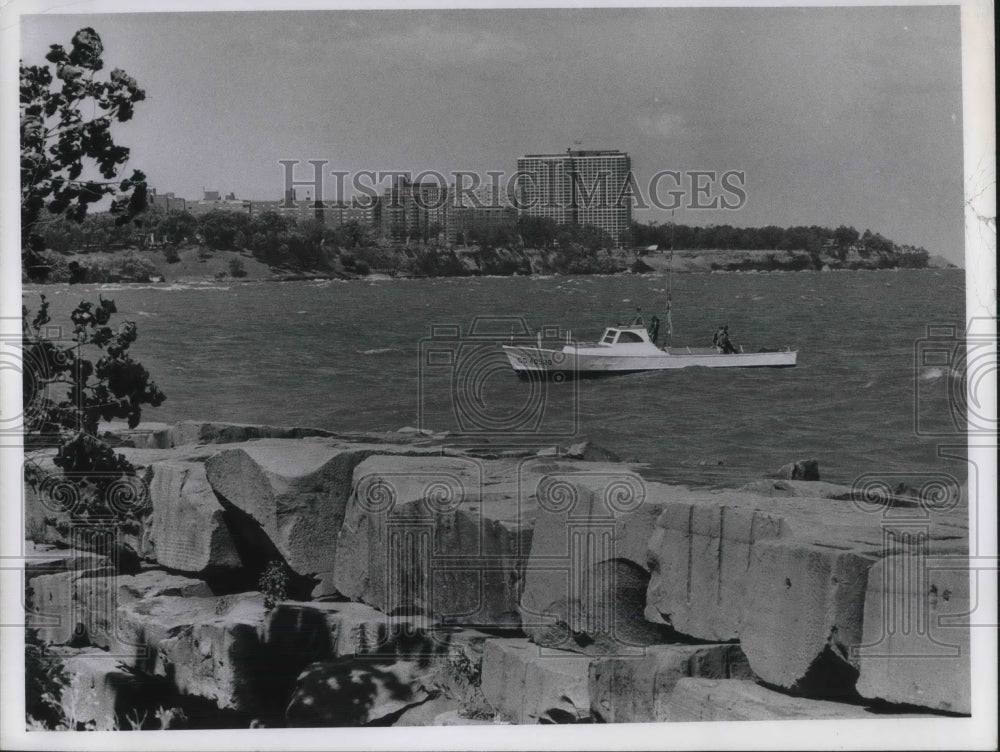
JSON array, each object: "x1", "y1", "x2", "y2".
[{"x1": 23, "y1": 268, "x2": 968, "y2": 487}]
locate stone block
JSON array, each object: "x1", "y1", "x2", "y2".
[
  {"x1": 204, "y1": 440, "x2": 364, "y2": 594},
  {"x1": 644, "y1": 491, "x2": 786, "y2": 641},
  {"x1": 520, "y1": 466, "x2": 672, "y2": 652},
  {"x1": 663, "y1": 678, "x2": 912, "y2": 721},
  {"x1": 588, "y1": 643, "x2": 751, "y2": 723},
  {"x1": 739, "y1": 539, "x2": 875, "y2": 698},
  {"x1": 144, "y1": 461, "x2": 242, "y2": 573},
  {"x1": 334, "y1": 455, "x2": 535, "y2": 627},
  {"x1": 114, "y1": 593, "x2": 267, "y2": 713},
  {"x1": 856, "y1": 553, "x2": 971, "y2": 714},
  {"x1": 480, "y1": 638, "x2": 593, "y2": 723}
]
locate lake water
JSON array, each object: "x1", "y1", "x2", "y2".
[{"x1": 23, "y1": 268, "x2": 968, "y2": 488}]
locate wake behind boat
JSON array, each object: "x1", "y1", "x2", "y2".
[{"x1": 502, "y1": 324, "x2": 797, "y2": 376}]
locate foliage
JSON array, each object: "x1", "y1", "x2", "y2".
[
  {"x1": 22, "y1": 295, "x2": 164, "y2": 521},
  {"x1": 228, "y1": 256, "x2": 247, "y2": 277},
  {"x1": 197, "y1": 209, "x2": 249, "y2": 250},
  {"x1": 155, "y1": 209, "x2": 198, "y2": 246},
  {"x1": 259, "y1": 561, "x2": 289, "y2": 610},
  {"x1": 21, "y1": 27, "x2": 147, "y2": 279},
  {"x1": 25, "y1": 628, "x2": 70, "y2": 730},
  {"x1": 517, "y1": 215, "x2": 558, "y2": 248}
]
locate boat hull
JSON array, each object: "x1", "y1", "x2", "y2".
[{"x1": 501, "y1": 345, "x2": 797, "y2": 374}]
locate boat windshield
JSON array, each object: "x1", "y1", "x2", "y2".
[
  {"x1": 602, "y1": 329, "x2": 618, "y2": 344},
  {"x1": 617, "y1": 331, "x2": 644, "y2": 343}
]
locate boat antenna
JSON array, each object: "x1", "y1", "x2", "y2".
[{"x1": 666, "y1": 210, "x2": 675, "y2": 346}]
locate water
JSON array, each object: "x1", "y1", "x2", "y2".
[{"x1": 23, "y1": 268, "x2": 967, "y2": 487}]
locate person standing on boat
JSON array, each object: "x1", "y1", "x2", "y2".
[
  {"x1": 712, "y1": 324, "x2": 725, "y2": 349},
  {"x1": 648, "y1": 315, "x2": 660, "y2": 344},
  {"x1": 719, "y1": 325, "x2": 737, "y2": 354},
  {"x1": 631, "y1": 306, "x2": 644, "y2": 326}
]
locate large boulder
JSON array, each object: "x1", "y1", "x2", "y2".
[
  {"x1": 29, "y1": 568, "x2": 211, "y2": 648},
  {"x1": 169, "y1": 421, "x2": 337, "y2": 447},
  {"x1": 739, "y1": 540, "x2": 876, "y2": 699},
  {"x1": 662, "y1": 678, "x2": 932, "y2": 721},
  {"x1": 856, "y1": 553, "x2": 971, "y2": 714},
  {"x1": 588, "y1": 643, "x2": 752, "y2": 723},
  {"x1": 644, "y1": 488, "x2": 785, "y2": 641},
  {"x1": 644, "y1": 486, "x2": 969, "y2": 703},
  {"x1": 203, "y1": 440, "x2": 365, "y2": 595},
  {"x1": 53, "y1": 647, "x2": 169, "y2": 730},
  {"x1": 143, "y1": 461, "x2": 242, "y2": 573},
  {"x1": 334, "y1": 455, "x2": 536, "y2": 627},
  {"x1": 519, "y1": 465, "x2": 672, "y2": 653},
  {"x1": 773, "y1": 458, "x2": 820, "y2": 481},
  {"x1": 113, "y1": 593, "x2": 267, "y2": 713},
  {"x1": 480, "y1": 638, "x2": 593, "y2": 723}
]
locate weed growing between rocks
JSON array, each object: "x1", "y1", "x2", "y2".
[{"x1": 259, "y1": 561, "x2": 290, "y2": 610}]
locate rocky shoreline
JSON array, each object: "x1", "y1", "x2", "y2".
[{"x1": 23, "y1": 421, "x2": 970, "y2": 728}]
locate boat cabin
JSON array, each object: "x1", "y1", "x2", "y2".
[{"x1": 597, "y1": 326, "x2": 660, "y2": 350}]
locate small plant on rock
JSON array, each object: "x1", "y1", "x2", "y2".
[{"x1": 259, "y1": 561, "x2": 289, "y2": 610}]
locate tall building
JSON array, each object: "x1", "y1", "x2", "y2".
[
  {"x1": 380, "y1": 178, "x2": 447, "y2": 242},
  {"x1": 516, "y1": 149, "x2": 632, "y2": 245},
  {"x1": 446, "y1": 184, "x2": 517, "y2": 245}
]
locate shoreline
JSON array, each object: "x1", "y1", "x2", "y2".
[
  {"x1": 21, "y1": 263, "x2": 962, "y2": 288},
  {"x1": 22, "y1": 419, "x2": 971, "y2": 728}
]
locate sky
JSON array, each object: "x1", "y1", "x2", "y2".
[{"x1": 18, "y1": 6, "x2": 966, "y2": 261}]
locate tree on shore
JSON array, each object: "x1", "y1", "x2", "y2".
[{"x1": 21, "y1": 27, "x2": 148, "y2": 280}]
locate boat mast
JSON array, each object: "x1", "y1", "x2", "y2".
[{"x1": 666, "y1": 210, "x2": 675, "y2": 346}]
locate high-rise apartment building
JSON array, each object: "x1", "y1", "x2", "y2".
[
  {"x1": 380, "y1": 178, "x2": 447, "y2": 242},
  {"x1": 515, "y1": 149, "x2": 632, "y2": 245}
]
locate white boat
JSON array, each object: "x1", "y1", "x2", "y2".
[{"x1": 502, "y1": 325, "x2": 797, "y2": 376}]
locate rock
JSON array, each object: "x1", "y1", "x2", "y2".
[
  {"x1": 203, "y1": 441, "x2": 363, "y2": 595},
  {"x1": 23, "y1": 541, "x2": 110, "y2": 590},
  {"x1": 169, "y1": 421, "x2": 336, "y2": 447},
  {"x1": 28, "y1": 566, "x2": 113, "y2": 645},
  {"x1": 433, "y1": 709, "x2": 501, "y2": 725},
  {"x1": 774, "y1": 458, "x2": 820, "y2": 481},
  {"x1": 480, "y1": 638, "x2": 593, "y2": 723},
  {"x1": 643, "y1": 485, "x2": 968, "y2": 702},
  {"x1": 563, "y1": 441, "x2": 622, "y2": 463},
  {"x1": 143, "y1": 461, "x2": 242, "y2": 573},
  {"x1": 856, "y1": 553, "x2": 971, "y2": 714},
  {"x1": 30, "y1": 568, "x2": 212, "y2": 648},
  {"x1": 739, "y1": 479, "x2": 854, "y2": 498},
  {"x1": 114, "y1": 593, "x2": 267, "y2": 713},
  {"x1": 662, "y1": 678, "x2": 931, "y2": 721},
  {"x1": 334, "y1": 455, "x2": 536, "y2": 627},
  {"x1": 100, "y1": 421, "x2": 173, "y2": 450},
  {"x1": 739, "y1": 540, "x2": 876, "y2": 699},
  {"x1": 285, "y1": 657, "x2": 436, "y2": 726},
  {"x1": 588, "y1": 643, "x2": 752, "y2": 723},
  {"x1": 389, "y1": 695, "x2": 460, "y2": 726},
  {"x1": 519, "y1": 466, "x2": 672, "y2": 652},
  {"x1": 644, "y1": 489, "x2": 786, "y2": 641},
  {"x1": 53, "y1": 647, "x2": 168, "y2": 730}
]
